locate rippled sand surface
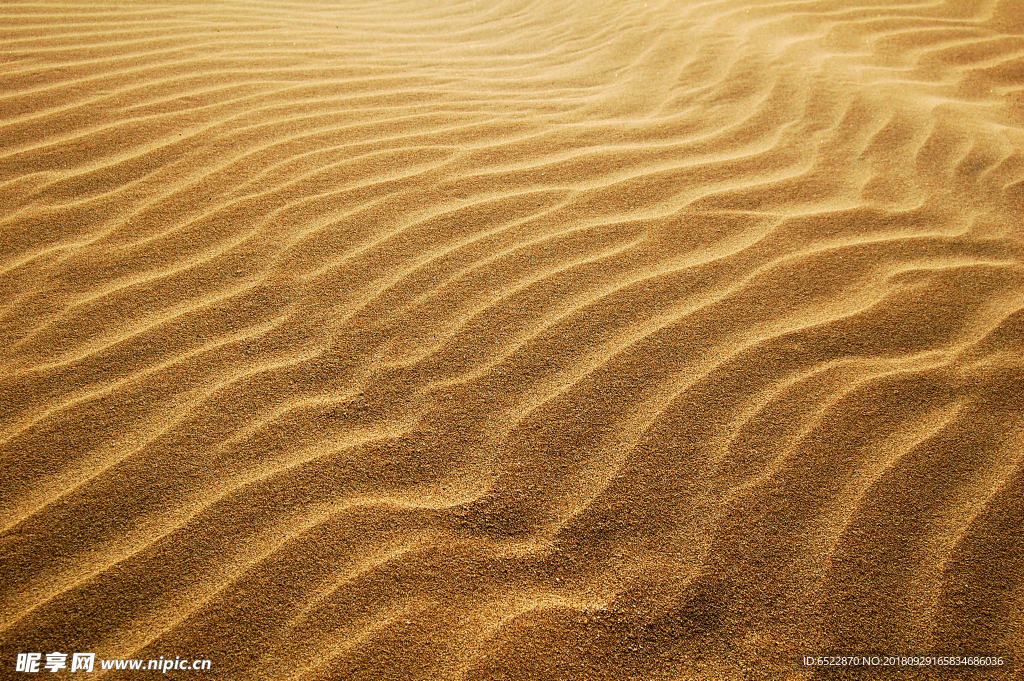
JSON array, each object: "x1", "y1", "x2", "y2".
[{"x1": 2, "y1": 0, "x2": 1023, "y2": 678}]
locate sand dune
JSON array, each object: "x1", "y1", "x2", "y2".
[{"x1": 1, "y1": 0, "x2": 1023, "y2": 678}]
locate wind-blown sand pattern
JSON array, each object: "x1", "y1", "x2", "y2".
[{"x1": 1, "y1": 0, "x2": 1023, "y2": 678}]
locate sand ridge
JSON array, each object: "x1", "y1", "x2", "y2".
[{"x1": 1, "y1": 0, "x2": 1023, "y2": 679}]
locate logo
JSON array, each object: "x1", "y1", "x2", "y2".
[{"x1": 15, "y1": 653, "x2": 94, "y2": 673}]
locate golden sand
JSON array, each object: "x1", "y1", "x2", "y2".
[{"x1": 1, "y1": 0, "x2": 1023, "y2": 678}]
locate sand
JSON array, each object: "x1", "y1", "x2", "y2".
[{"x1": 1, "y1": 0, "x2": 1023, "y2": 679}]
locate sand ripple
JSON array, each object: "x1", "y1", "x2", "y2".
[{"x1": 2, "y1": 0, "x2": 1023, "y2": 678}]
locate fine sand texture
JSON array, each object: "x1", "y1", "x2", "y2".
[{"x1": 2, "y1": 0, "x2": 1024, "y2": 679}]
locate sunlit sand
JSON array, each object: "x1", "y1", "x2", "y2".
[{"x1": 2, "y1": 0, "x2": 1023, "y2": 678}]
